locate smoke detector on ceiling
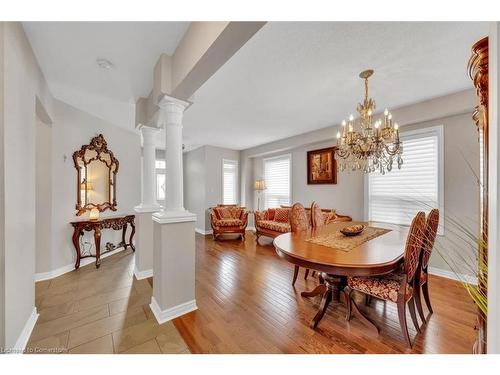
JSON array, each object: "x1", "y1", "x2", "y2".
[{"x1": 96, "y1": 58, "x2": 113, "y2": 70}]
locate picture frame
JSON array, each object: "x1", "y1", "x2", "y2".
[{"x1": 307, "y1": 146, "x2": 337, "y2": 184}]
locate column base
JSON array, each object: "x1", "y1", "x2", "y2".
[
  {"x1": 134, "y1": 266, "x2": 153, "y2": 280},
  {"x1": 150, "y1": 296, "x2": 197, "y2": 324},
  {"x1": 152, "y1": 217, "x2": 196, "y2": 325},
  {"x1": 133, "y1": 206, "x2": 161, "y2": 279},
  {"x1": 152, "y1": 209, "x2": 196, "y2": 224}
]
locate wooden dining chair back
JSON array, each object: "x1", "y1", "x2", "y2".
[
  {"x1": 344, "y1": 211, "x2": 426, "y2": 347},
  {"x1": 310, "y1": 201, "x2": 325, "y2": 228},
  {"x1": 290, "y1": 203, "x2": 309, "y2": 232},
  {"x1": 421, "y1": 209, "x2": 439, "y2": 270},
  {"x1": 403, "y1": 211, "x2": 427, "y2": 285},
  {"x1": 289, "y1": 203, "x2": 311, "y2": 286},
  {"x1": 415, "y1": 209, "x2": 440, "y2": 323}
]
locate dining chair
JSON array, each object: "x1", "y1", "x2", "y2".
[
  {"x1": 414, "y1": 208, "x2": 439, "y2": 324},
  {"x1": 344, "y1": 212, "x2": 426, "y2": 347},
  {"x1": 305, "y1": 201, "x2": 325, "y2": 280},
  {"x1": 310, "y1": 201, "x2": 325, "y2": 228},
  {"x1": 290, "y1": 203, "x2": 310, "y2": 286}
]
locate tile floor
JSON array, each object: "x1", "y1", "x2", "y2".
[{"x1": 26, "y1": 249, "x2": 190, "y2": 354}]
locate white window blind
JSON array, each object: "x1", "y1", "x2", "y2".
[
  {"x1": 368, "y1": 127, "x2": 443, "y2": 231},
  {"x1": 264, "y1": 155, "x2": 291, "y2": 209},
  {"x1": 222, "y1": 159, "x2": 238, "y2": 204}
]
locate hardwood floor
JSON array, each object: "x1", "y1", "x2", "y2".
[
  {"x1": 27, "y1": 249, "x2": 189, "y2": 354},
  {"x1": 28, "y1": 231, "x2": 476, "y2": 354},
  {"x1": 173, "y1": 231, "x2": 477, "y2": 354}
]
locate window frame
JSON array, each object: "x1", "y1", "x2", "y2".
[
  {"x1": 155, "y1": 159, "x2": 166, "y2": 205},
  {"x1": 221, "y1": 159, "x2": 239, "y2": 205},
  {"x1": 364, "y1": 124, "x2": 444, "y2": 234},
  {"x1": 263, "y1": 153, "x2": 292, "y2": 209}
]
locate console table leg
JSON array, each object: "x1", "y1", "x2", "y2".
[
  {"x1": 94, "y1": 227, "x2": 102, "y2": 268},
  {"x1": 72, "y1": 228, "x2": 82, "y2": 269},
  {"x1": 129, "y1": 220, "x2": 136, "y2": 251},
  {"x1": 122, "y1": 223, "x2": 128, "y2": 250}
]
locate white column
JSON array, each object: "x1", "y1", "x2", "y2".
[
  {"x1": 134, "y1": 126, "x2": 161, "y2": 279},
  {"x1": 153, "y1": 95, "x2": 195, "y2": 220},
  {"x1": 150, "y1": 94, "x2": 197, "y2": 324}
]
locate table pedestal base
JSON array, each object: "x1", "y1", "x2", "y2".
[
  {"x1": 301, "y1": 273, "x2": 379, "y2": 333},
  {"x1": 301, "y1": 273, "x2": 346, "y2": 329}
]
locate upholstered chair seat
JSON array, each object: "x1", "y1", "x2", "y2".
[
  {"x1": 347, "y1": 274, "x2": 413, "y2": 303},
  {"x1": 257, "y1": 220, "x2": 291, "y2": 233},
  {"x1": 212, "y1": 218, "x2": 245, "y2": 227}
]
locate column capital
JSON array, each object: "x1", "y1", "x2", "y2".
[
  {"x1": 138, "y1": 124, "x2": 160, "y2": 143},
  {"x1": 157, "y1": 94, "x2": 192, "y2": 112}
]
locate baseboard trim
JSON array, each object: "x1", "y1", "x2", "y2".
[
  {"x1": 34, "y1": 246, "x2": 128, "y2": 282},
  {"x1": 134, "y1": 266, "x2": 153, "y2": 280},
  {"x1": 428, "y1": 266, "x2": 477, "y2": 285},
  {"x1": 195, "y1": 228, "x2": 213, "y2": 235},
  {"x1": 195, "y1": 227, "x2": 256, "y2": 236},
  {"x1": 149, "y1": 297, "x2": 197, "y2": 324},
  {"x1": 11, "y1": 307, "x2": 39, "y2": 354}
]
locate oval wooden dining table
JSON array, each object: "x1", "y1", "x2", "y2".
[{"x1": 273, "y1": 221, "x2": 409, "y2": 330}]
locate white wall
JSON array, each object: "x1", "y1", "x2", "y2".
[
  {"x1": 488, "y1": 21, "x2": 499, "y2": 353},
  {"x1": 51, "y1": 99, "x2": 141, "y2": 271},
  {"x1": 183, "y1": 147, "x2": 206, "y2": 232},
  {"x1": 1, "y1": 22, "x2": 55, "y2": 348},
  {"x1": 35, "y1": 119, "x2": 53, "y2": 274},
  {"x1": 183, "y1": 145, "x2": 240, "y2": 232},
  {"x1": 0, "y1": 22, "x2": 5, "y2": 350}
]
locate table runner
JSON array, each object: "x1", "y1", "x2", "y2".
[{"x1": 305, "y1": 226, "x2": 391, "y2": 251}]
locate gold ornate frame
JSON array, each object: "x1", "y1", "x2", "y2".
[{"x1": 73, "y1": 134, "x2": 119, "y2": 216}]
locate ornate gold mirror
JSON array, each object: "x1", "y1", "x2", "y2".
[{"x1": 73, "y1": 134, "x2": 119, "y2": 216}]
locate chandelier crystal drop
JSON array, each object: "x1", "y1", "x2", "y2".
[{"x1": 335, "y1": 70, "x2": 403, "y2": 174}]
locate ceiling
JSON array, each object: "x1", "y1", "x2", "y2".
[
  {"x1": 24, "y1": 22, "x2": 488, "y2": 151},
  {"x1": 182, "y1": 21, "x2": 488, "y2": 151},
  {"x1": 23, "y1": 21, "x2": 190, "y2": 129}
]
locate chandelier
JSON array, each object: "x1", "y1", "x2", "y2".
[{"x1": 336, "y1": 69, "x2": 403, "y2": 174}]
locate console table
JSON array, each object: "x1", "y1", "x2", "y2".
[{"x1": 70, "y1": 214, "x2": 135, "y2": 269}]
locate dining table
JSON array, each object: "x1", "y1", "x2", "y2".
[{"x1": 273, "y1": 221, "x2": 409, "y2": 330}]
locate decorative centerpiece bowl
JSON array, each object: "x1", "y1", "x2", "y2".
[{"x1": 340, "y1": 224, "x2": 366, "y2": 237}]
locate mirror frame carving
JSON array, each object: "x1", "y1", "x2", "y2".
[{"x1": 73, "y1": 134, "x2": 119, "y2": 216}]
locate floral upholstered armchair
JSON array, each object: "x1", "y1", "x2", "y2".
[{"x1": 210, "y1": 204, "x2": 249, "y2": 240}]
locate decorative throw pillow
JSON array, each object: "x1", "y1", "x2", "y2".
[
  {"x1": 217, "y1": 207, "x2": 232, "y2": 219},
  {"x1": 213, "y1": 208, "x2": 222, "y2": 220},
  {"x1": 267, "y1": 208, "x2": 276, "y2": 221},
  {"x1": 274, "y1": 208, "x2": 290, "y2": 223}
]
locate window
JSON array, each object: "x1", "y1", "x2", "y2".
[
  {"x1": 367, "y1": 126, "x2": 443, "y2": 233},
  {"x1": 264, "y1": 154, "x2": 291, "y2": 209},
  {"x1": 156, "y1": 159, "x2": 166, "y2": 203},
  {"x1": 222, "y1": 159, "x2": 238, "y2": 204}
]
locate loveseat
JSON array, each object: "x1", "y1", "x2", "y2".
[{"x1": 254, "y1": 205, "x2": 351, "y2": 242}]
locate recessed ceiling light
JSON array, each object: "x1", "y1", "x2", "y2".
[{"x1": 96, "y1": 58, "x2": 113, "y2": 70}]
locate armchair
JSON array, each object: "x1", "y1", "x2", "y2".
[{"x1": 210, "y1": 204, "x2": 249, "y2": 240}]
